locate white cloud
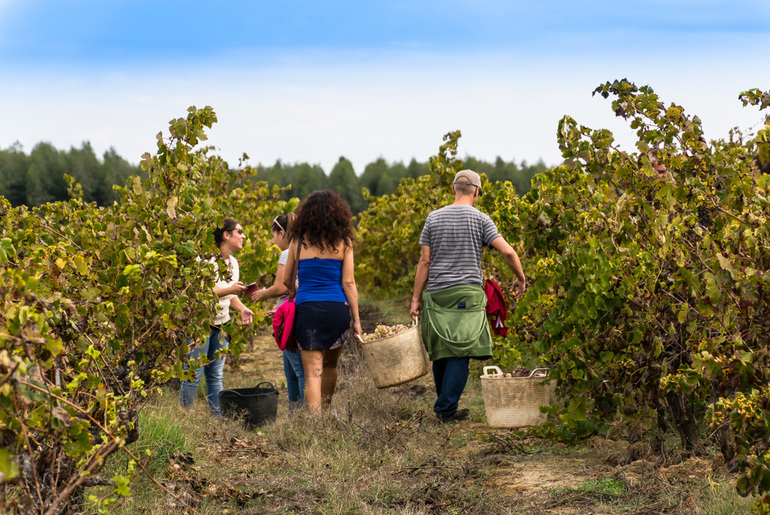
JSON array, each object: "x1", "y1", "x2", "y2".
[{"x1": 0, "y1": 51, "x2": 766, "y2": 176}]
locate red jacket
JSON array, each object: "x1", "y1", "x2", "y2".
[
  {"x1": 484, "y1": 279, "x2": 509, "y2": 337},
  {"x1": 272, "y1": 300, "x2": 296, "y2": 351}
]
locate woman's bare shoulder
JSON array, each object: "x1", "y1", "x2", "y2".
[{"x1": 300, "y1": 239, "x2": 348, "y2": 259}]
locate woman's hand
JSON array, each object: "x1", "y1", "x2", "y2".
[
  {"x1": 352, "y1": 320, "x2": 362, "y2": 336},
  {"x1": 251, "y1": 288, "x2": 266, "y2": 302},
  {"x1": 228, "y1": 281, "x2": 246, "y2": 296},
  {"x1": 239, "y1": 306, "x2": 254, "y2": 325}
]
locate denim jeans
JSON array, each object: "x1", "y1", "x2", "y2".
[
  {"x1": 283, "y1": 350, "x2": 305, "y2": 409},
  {"x1": 432, "y1": 356, "x2": 470, "y2": 417},
  {"x1": 179, "y1": 326, "x2": 229, "y2": 416}
]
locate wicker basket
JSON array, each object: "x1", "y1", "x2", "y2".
[
  {"x1": 480, "y1": 366, "x2": 555, "y2": 428},
  {"x1": 357, "y1": 322, "x2": 429, "y2": 388}
]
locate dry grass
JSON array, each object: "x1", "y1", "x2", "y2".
[
  {"x1": 93, "y1": 347, "x2": 520, "y2": 514},
  {"x1": 83, "y1": 305, "x2": 757, "y2": 514}
]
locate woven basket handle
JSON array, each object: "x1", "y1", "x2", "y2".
[
  {"x1": 483, "y1": 366, "x2": 503, "y2": 377},
  {"x1": 528, "y1": 368, "x2": 550, "y2": 378}
]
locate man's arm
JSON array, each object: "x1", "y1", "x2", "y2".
[
  {"x1": 490, "y1": 236, "x2": 527, "y2": 298},
  {"x1": 409, "y1": 245, "x2": 431, "y2": 320}
]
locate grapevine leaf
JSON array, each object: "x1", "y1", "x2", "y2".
[
  {"x1": 73, "y1": 255, "x2": 88, "y2": 275},
  {"x1": 716, "y1": 253, "x2": 737, "y2": 276},
  {"x1": 0, "y1": 448, "x2": 19, "y2": 481},
  {"x1": 0, "y1": 238, "x2": 14, "y2": 264}
]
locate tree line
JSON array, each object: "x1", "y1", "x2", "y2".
[
  {"x1": 259, "y1": 155, "x2": 546, "y2": 213},
  {"x1": 0, "y1": 141, "x2": 546, "y2": 212},
  {"x1": 0, "y1": 142, "x2": 144, "y2": 207}
]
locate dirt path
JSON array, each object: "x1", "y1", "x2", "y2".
[
  {"x1": 212, "y1": 328, "x2": 727, "y2": 515},
  {"x1": 232, "y1": 333, "x2": 287, "y2": 387},
  {"x1": 83, "y1": 307, "x2": 739, "y2": 514},
  {"x1": 189, "y1": 298, "x2": 737, "y2": 515}
]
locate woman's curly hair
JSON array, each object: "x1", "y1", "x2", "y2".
[{"x1": 290, "y1": 190, "x2": 355, "y2": 253}]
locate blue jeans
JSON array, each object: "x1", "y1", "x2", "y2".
[
  {"x1": 179, "y1": 326, "x2": 229, "y2": 416},
  {"x1": 283, "y1": 350, "x2": 305, "y2": 409},
  {"x1": 432, "y1": 357, "x2": 470, "y2": 417}
]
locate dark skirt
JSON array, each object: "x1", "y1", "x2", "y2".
[{"x1": 294, "y1": 301, "x2": 351, "y2": 350}]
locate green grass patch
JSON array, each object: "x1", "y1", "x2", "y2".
[
  {"x1": 689, "y1": 476, "x2": 756, "y2": 515},
  {"x1": 575, "y1": 478, "x2": 626, "y2": 496},
  {"x1": 84, "y1": 394, "x2": 201, "y2": 514},
  {"x1": 132, "y1": 402, "x2": 192, "y2": 475}
]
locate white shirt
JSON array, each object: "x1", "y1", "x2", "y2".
[{"x1": 212, "y1": 255, "x2": 239, "y2": 326}]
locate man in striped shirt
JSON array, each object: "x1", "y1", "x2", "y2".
[{"x1": 410, "y1": 169, "x2": 526, "y2": 423}]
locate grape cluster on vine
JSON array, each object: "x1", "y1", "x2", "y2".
[{"x1": 697, "y1": 205, "x2": 712, "y2": 227}]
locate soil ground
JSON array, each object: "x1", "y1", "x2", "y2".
[
  {"x1": 220, "y1": 332, "x2": 736, "y2": 514},
  {"x1": 101, "y1": 301, "x2": 751, "y2": 514}
]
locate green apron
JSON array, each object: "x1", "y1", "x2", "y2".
[{"x1": 421, "y1": 284, "x2": 492, "y2": 361}]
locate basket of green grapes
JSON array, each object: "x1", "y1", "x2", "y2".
[{"x1": 356, "y1": 321, "x2": 428, "y2": 388}]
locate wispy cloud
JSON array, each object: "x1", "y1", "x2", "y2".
[
  {"x1": 1, "y1": 49, "x2": 764, "y2": 173},
  {"x1": 0, "y1": 2, "x2": 767, "y2": 172}
]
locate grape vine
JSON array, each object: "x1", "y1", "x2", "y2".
[
  {"x1": 498, "y1": 81, "x2": 770, "y2": 510},
  {"x1": 0, "y1": 107, "x2": 289, "y2": 513}
]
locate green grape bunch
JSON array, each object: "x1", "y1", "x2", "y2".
[{"x1": 360, "y1": 323, "x2": 410, "y2": 342}]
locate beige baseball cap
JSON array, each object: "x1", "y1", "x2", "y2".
[{"x1": 453, "y1": 169, "x2": 483, "y2": 196}]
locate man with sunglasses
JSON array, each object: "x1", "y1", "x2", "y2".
[{"x1": 410, "y1": 170, "x2": 526, "y2": 423}]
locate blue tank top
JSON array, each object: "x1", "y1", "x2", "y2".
[{"x1": 294, "y1": 258, "x2": 347, "y2": 305}]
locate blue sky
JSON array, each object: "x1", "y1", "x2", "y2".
[{"x1": 1, "y1": 1, "x2": 768, "y2": 173}]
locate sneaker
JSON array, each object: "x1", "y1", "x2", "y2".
[{"x1": 437, "y1": 408, "x2": 469, "y2": 424}]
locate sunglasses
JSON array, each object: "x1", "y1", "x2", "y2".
[{"x1": 272, "y1": 217, "x2": 285, "y2": 233}]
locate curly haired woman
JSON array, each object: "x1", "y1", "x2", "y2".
[{"x1": 283, "y1": 190, "x2": 362, "y2": 416}]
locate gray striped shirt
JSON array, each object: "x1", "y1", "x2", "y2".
[{"x1": 419, "y1": 204, "x2": 500, "y2": 292}]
